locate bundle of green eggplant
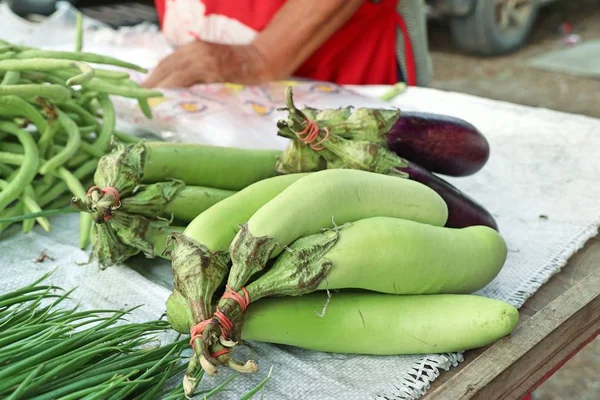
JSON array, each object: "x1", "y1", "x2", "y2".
[
  {"x1": 70, "y1": 140, "x2": 282, "y2": 266},
  {"x1": 74, "y1": 85, "x2": 497, "y2": 268},
  {"x1": 0, "y1": 28, "x2": 160, "y2": 248},
  {"x1": 162, "y1": 169, "x2": 517, "y2": 397}
]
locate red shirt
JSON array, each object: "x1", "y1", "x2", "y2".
[{"x1": 153, "y1": 0, "x2": 404, "y2": 85}]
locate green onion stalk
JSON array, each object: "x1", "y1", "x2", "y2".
[{"x1": 0, "y1": 272, "x2": 274, "y2": 399}]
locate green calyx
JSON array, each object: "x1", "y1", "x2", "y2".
[
  {"x1": 119, "y1": 180, "x2": 185, "y2": 218},
  {"x1": 322, "y1": 135, "x2": 409, "y2": 177},
  {"x1": 164, "y1": 232, "x2": 230, "y2": 324},
  {"x1": 247, "y1": 229, "x2": 338, "y2": 300},
  {"x1": 72, "y1": 159, "x2": 184, "y2": 224},
  {"x1": 94, "y1": 140, "x2": 147, "y2": 191},
  {"x1": 196, "y1": 223, "x2": 279, "y2": 364},
  {"x1": 226, "y1": 223, "x2": 280, "y2": 292},
  {"x1": 202, "y1": 227, "x2": 341, "y2": 375},
  {"x1": 90, "y1": 212, "x2": 170, "y2": 267},
  {"x1": 336, "y1": 107, "x2": 401, "y2": 144},
  {"x1": 90, "y1": 223, "x2": 138, "y2": 268},
  {"x1": 275, "y1": 138, "x2": 326, "y2": 174},
  {"x1": 276, "y1": 87, "x2": 407, "y2": 177},
  {"x1": 212, "y1": 229, "x2": 338, "y2": 342},
  {"x1": 70, "y1": 141, "x2": 148, "y2": 222}
]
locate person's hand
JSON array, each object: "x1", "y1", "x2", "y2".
[{"x1": 141, "y1": 40, "x2": 274, "y2": 88}]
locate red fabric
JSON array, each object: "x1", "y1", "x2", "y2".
[
  {"x1": 153, "y1": 0, "x2": 407, "y2": 85},
  {"x1": 153, "y1": 0, "x2": 166, "y2": 27}
]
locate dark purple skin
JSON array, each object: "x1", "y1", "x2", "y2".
[
  {"x1": 387, "y1": 112, "x2": 490, "y2": 177},
  {"x1": 400, "y1": 161, "x2": 498, "y2": 231}
]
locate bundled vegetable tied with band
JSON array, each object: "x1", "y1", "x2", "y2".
[
  {"x1": 163, "y1": 173, "x2": 309, "y2": 393},
  {"x1": 191, "y1": 216, "x2": 507, "y2": 376},
  {"x1": 70, "y1": 140, "x2": 282, "y2": 266},
  {"x1": 183, "y1": 169, "x2": 448, "y2": 377},
  {"x1": 193, "y1": 217, "x2": 507, "y2": 355},
  {"x1": 276, "y1": 87, "x2": 498, "y2": 230}
]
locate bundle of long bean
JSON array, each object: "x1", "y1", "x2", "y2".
[
  {"x1": 0, "y1": 32, "x2": 161, "y2": 248},
  {"x1": 0, "y1": 272, "x2": 273, "y2": 399}
]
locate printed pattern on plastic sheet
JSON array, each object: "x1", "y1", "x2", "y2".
[{"x1": 110, "y1": 78, "x2": 395, "y2": 151}]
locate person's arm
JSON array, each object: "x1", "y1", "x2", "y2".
[
  {"x1": 142, "y1": 0, "x2": 364, "y2": 88},
  {"x1": 254, "y1": 0, "x2": 365, "y2": 80}
]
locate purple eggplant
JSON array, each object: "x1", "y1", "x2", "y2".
[
  {"x1": 387, "y1": 112, "x2": 490, "y2": 177},
  {"x1": 399, "y1": 161, "x2": 498, "y2": 231}
]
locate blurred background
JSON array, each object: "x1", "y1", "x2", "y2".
[{"x1": 1, "y1": 0, "x2": 598, "y2": 399}]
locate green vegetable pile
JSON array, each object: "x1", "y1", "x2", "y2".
[
  {"x1": 0, "y1": 272, "x2": 184, "y2": 399},
  {"x1": 0, "y1": 272, "x2": 273, "y2": 399},
  {"x1": 162, "y1": 169, "x2": 518, "y2": 397},
  {"x1": 0, "y1": 20, "x2": 161, "y2": 248}
]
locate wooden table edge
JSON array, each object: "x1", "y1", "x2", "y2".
[{"x1": 422, "y1": 234, "x2": 600, "y2": 400}]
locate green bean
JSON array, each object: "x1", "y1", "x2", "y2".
[
  {"x1": 78, "y1": 125, "x2": 97, "y2": 135},
  {"x1": 43, "y1": 196, "x2": 78, "y2": 212},
  {"x1": 55, "y1": 167, "x2": 92, "y2": 249},
  {"x1": 36, "y1": 159, "x2": 97, "y2": 205},
  {"x1": 1, "y1": 71, "x2": 20, "y2": 85},
  {"x1": 56, "y1": 68, "x2": 129, "y2": 80},
  {"x1": 0, "y1": 152, "x2": 23, "y2": 166},
  {"x1": 79, "y1": 91, "x2": 99, "y2": 104},
  {"x1": 113, "y1": 131, "x2": 142, "y2": 143},
  {"x1": 39, "y1": 111, "x2": 81, "y2": 175},
  {"x1": 0, "y1": 51, "x2": 17, "y2": 60},
  {"x1": 75, "y1": 12, "x2": 84, "y2": 52},
  {"x1": 21, "y1": 71, "x2": 70, "y2": 87},
  {"x1": 0, "y1": 84, "x2": 71, "y2": 103},
  {"x1": 0, "y1": 142, "x2": 24, "y2": 154},
  {"x1": 0, "y1": 163, "x2": 14, "y2": 178},
  {"x1": 66, "y1": 153, "x2": 91, "y2": 169},
  {"x1": 0, "y1": 122, "x2": 40, "y2": 213},
  {"x1": 16, "y1": 50, "x2": 147, "y2": 73},
  {"x1": 82, "y1": 77, "x2": 162, "y2": 99},
  {"x1": 54, "y1": 131, "x2": 103, "y2": 158},
  {"x1": 115, "y1": 79, "x2": 154, "y2": 118},
  {"x1": 24, "y1": 185, "x2": 50, "y2": 229},
  {"x1": 38, "y1": 119, "x2": 59, "y2": 159},
  {"x1": 91, "y1": 69, "x2": 129, "y2": 80},
  {"x1": 137, "y1": 99, "x2": 153, "y2": 119},
  {"x1": 83, "y1": 98, "x2": 101, "y2": 117},
  {"x1": 94, "y1": 94, "x2": 115, "y2": 152},
  {"x1": 65, "y1": 112, "x2": 82, "y2": 123},
  {"x1": 59, "y1": 102, "x2": 99, "y2": 129},
  {"x1": 22, "y1": 186, "x2": 51, "y2": 233},
  {"x1": 0, "y1": 58, "x2": 94, "y2": 86},
  {"x1": 0, "y1": 95, "x2": 48, "y2": 133},
  {"x1": 78, "y1": 140, "x2": 104, "y2": 158},
  {"x1": 0, "y1": 204, "x2": 23, "y2": 233}
]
